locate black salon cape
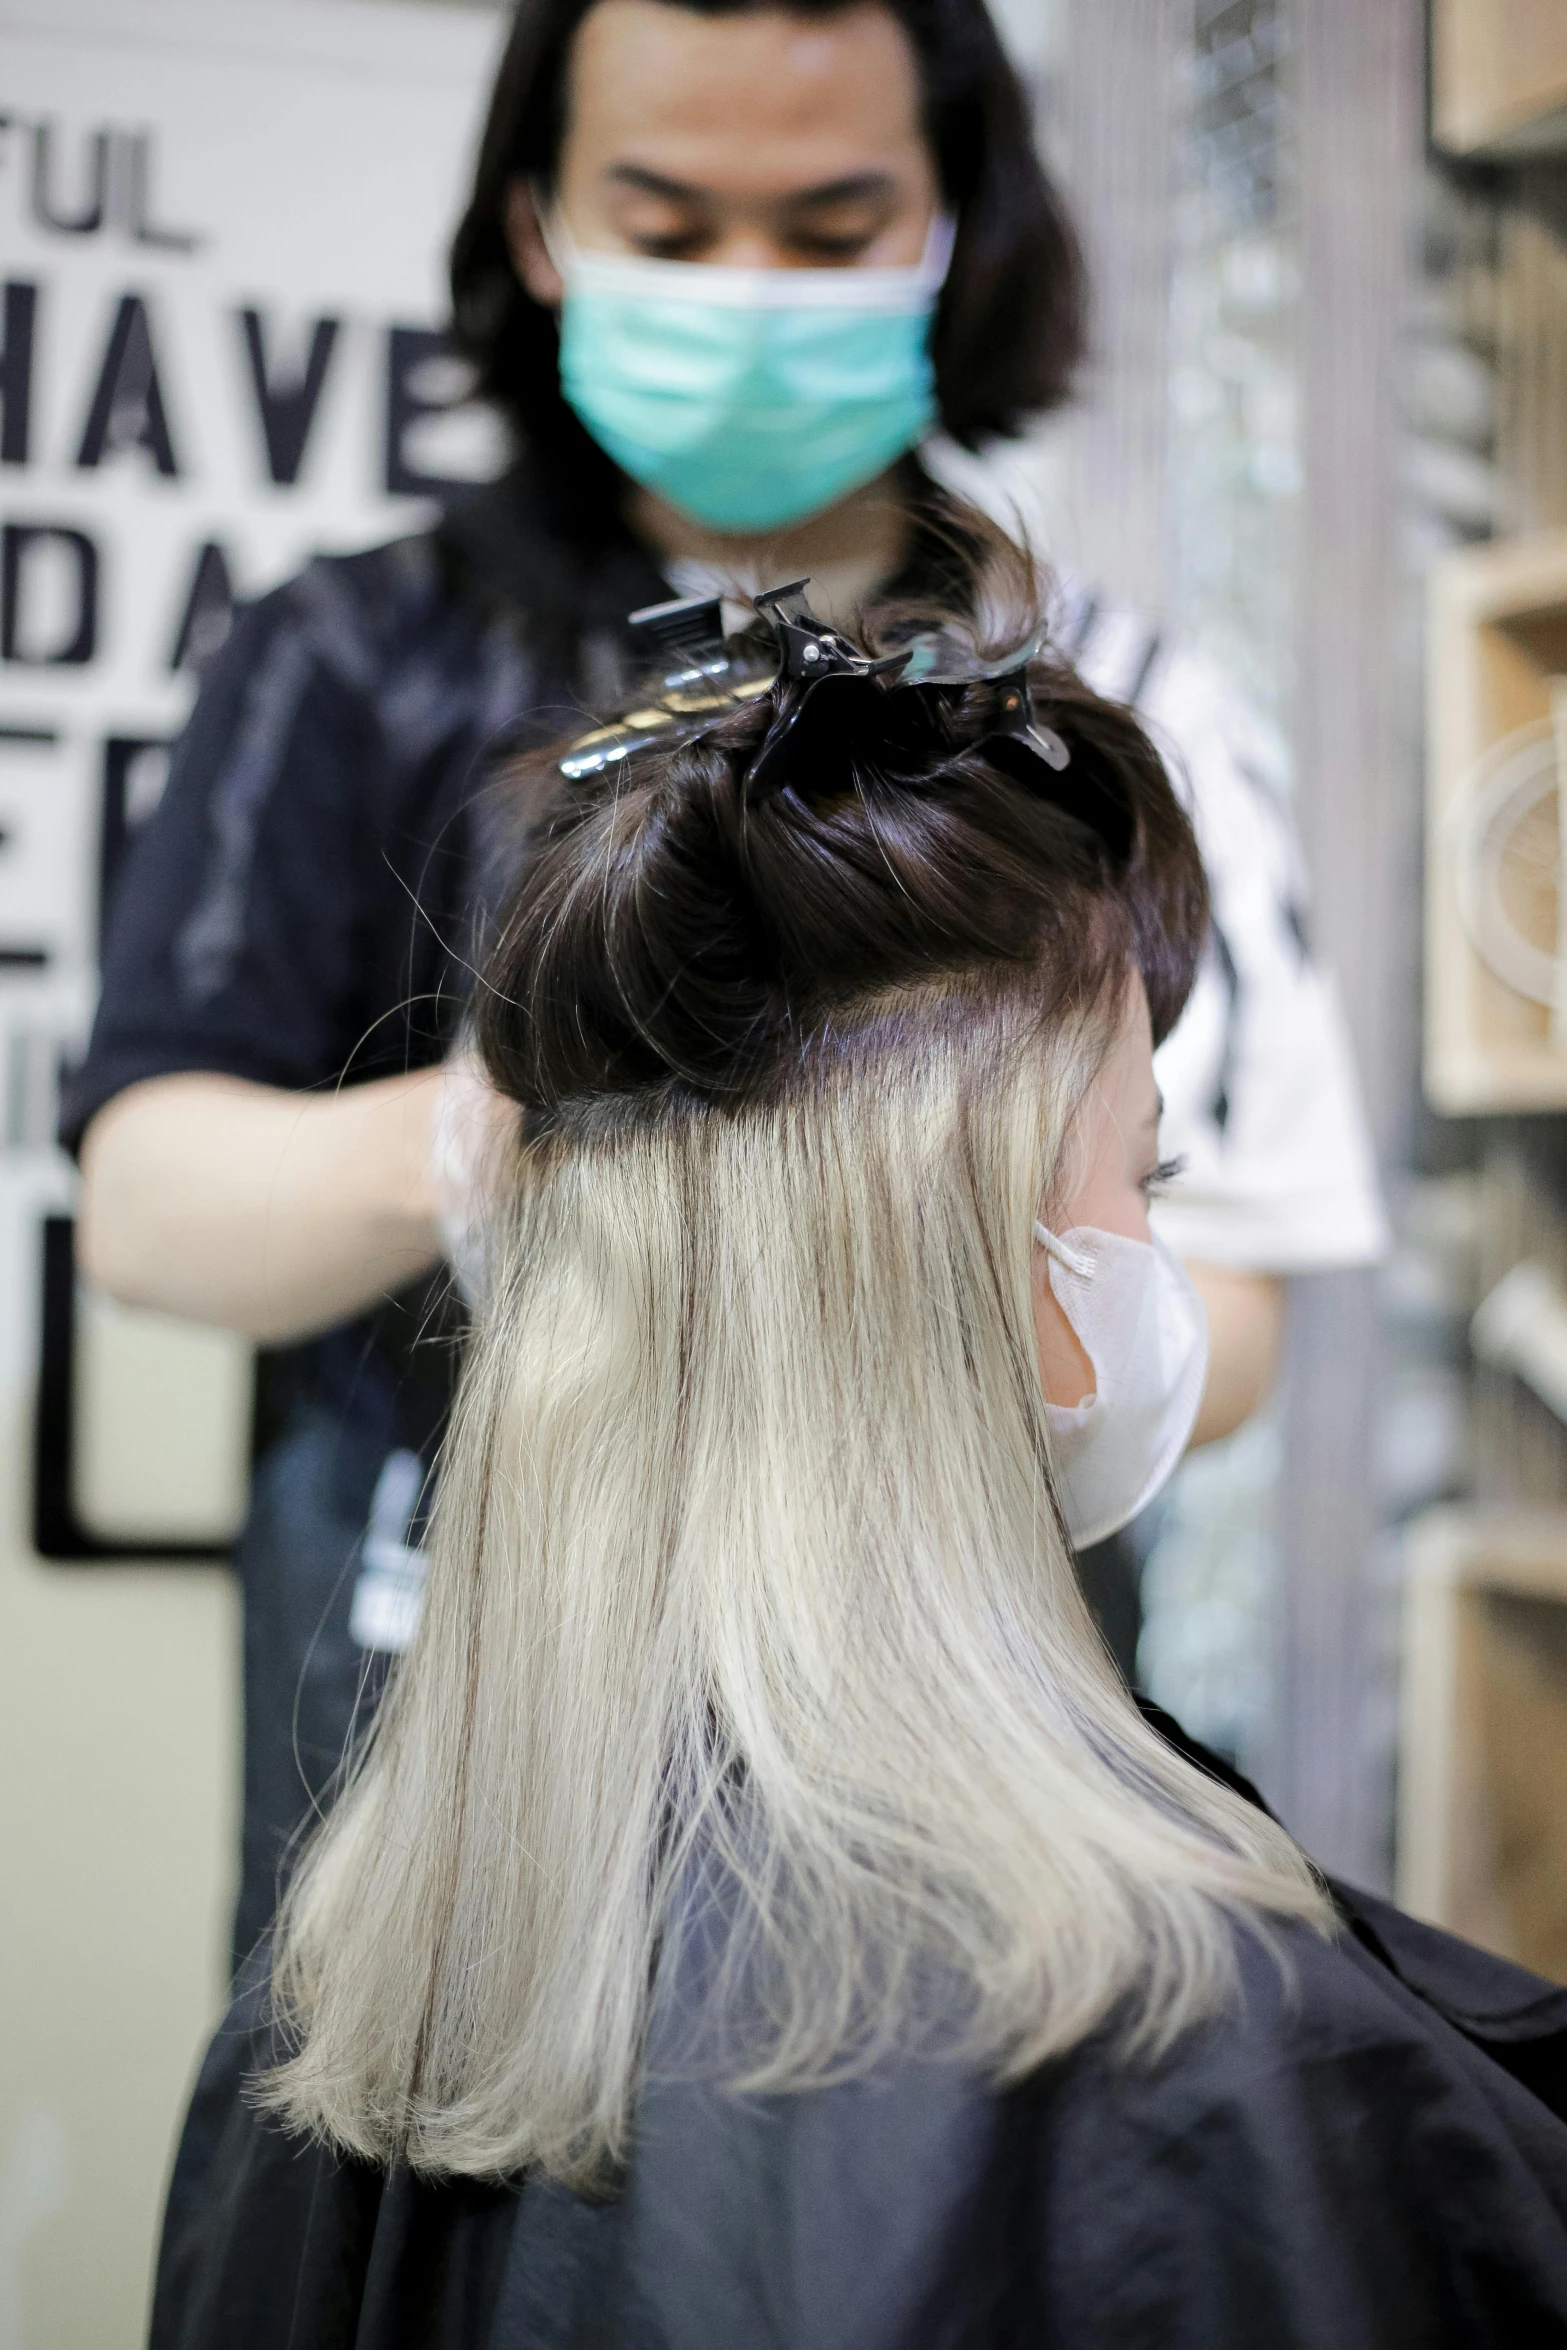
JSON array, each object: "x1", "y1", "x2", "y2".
[{"x1": 151, "y1": 1715, "x2": 1567, "y2": 2350}]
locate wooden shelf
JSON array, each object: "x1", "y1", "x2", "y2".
[
  {"x1": 1426, "y1": 529, "x2": 1567, "y2": 1113},
  {"x1": 1433, "y1": 0, "x2": 1567, "y2": 159},
  {"x1": 1400, "y1": 1507, "x2": 1567, "y2": 1983}
]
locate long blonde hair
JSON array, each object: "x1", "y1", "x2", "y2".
[{"x1": 263, "y1": 561, "x2": 1329, "y2": 2187}]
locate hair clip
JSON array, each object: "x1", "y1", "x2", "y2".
[
  {"x1": 751, "y1": 580, "x2": 910, "y2": 688},
  {"x1": 742, "y1": 581, "x2": 911, "y2": 797},
  {"x1": 557, "y1": 593, "x2": 774, "y2": 782},
  {"x1": 744, "y1": 589, "x2": 1076, "y2": 803},
  {"x1": 557, "y1": 582, "x2": 1127, "y2": 862},
  {"x1": 973, "y1": 667, "x2": 1132, "y2": 861},
  {"x1": 627, "y1": 592, "x2": 730, "y2": 690},
  {"x1": 897, "y1": 626, "x2": 1069, "y2": 772},
  {"x1": 981, "y1": 666, "x2": 1071, "y2": 773}
]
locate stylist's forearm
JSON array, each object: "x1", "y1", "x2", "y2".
[
  {"x1": 78, "y1": 1070, "x2": 445, "y2": 1343},
  {"x1": 1185, "y1": 1264, "x2": 1285, "y2": 1448}
]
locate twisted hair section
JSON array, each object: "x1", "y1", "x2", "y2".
[{"x1": 261, "y1": 527, "x2": 1328, "y2": 2187}]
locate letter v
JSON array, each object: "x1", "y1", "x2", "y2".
[{"x1": 238, "y1": 308, "x2": 341, "y2": 487}]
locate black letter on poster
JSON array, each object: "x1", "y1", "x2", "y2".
[
  {"x1": 30, "y1": 123, "x2": 109, "y2": 236},
  {"x1": 238, "y1": 309, "x2": 340, "y2": 486},
  {"x1": 2, "y1": 524, "x2": 99, "y2": 665},
  {"x1": 76, "y1": 293, "x2": 181, "y2": 477},
  {"x1": 126, "y1": 131, "x2": 203, "y2": 254},
  {"x1": 168, "y1": 540, "x2": 236, "y2": 672},
  {"x1": 0, "y1": 282, "x2": 38, "y2": 465},
  {"x1": 384, "y1": 325, "x2": 468, "y2": 496}
]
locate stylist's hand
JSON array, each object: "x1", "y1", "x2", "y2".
[
  {"x1": 428, "y1": 1044, "x2": 521, "y2": 1306},
  {"x1": 80, "y1": 1048, "x2": 518, "y2": 1345}
]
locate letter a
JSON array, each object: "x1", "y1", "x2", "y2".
[{"x1": 76, "y1": 293, "x2": 181, "y2": 477}]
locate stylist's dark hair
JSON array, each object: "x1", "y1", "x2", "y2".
[{"x1": 450, "y1": 0, "x2": 1086, "y2": 485}]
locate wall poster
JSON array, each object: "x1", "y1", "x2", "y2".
[
  {"x1": 0, "y1": 0, "x2": 506, "y2": 1553},
  {"x1": 0, "y1": 11, "x2": 505, "y2": 2328}
]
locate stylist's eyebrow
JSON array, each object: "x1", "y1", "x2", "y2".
[
  {"x1": 780, "y1": 172, "x2": 901, "y2": 210},
  {"x1": 605, "y1": 164, "x2": 899, "y2": 210},
  {"x1": 605, "y1": 165, "x2": 714, "y2": 203}
]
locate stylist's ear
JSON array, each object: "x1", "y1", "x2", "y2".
[{"x1": 505, "y1": 182, "x2": 564, "y2": 308}]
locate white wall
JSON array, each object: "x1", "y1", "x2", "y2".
[{"x1": 0, "y1": 5, "x2": 504, "y2": 2340}]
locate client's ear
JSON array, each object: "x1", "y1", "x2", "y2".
[
  {"x1": 1033, "y1": 1242, "x2": 1096, "y2": 1409},
  {"x1": 505, "y1": 182, "x2": 564, "y2": 309}
]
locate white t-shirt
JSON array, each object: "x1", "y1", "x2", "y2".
[{"x1": 1057, "y1": 582, "x2": 1387, "y2": 1272}]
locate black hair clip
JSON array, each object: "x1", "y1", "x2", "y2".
[
  {"x1": 627, "y1": 591, "x2": 729, "y2": 686},
  {"x1": 750, "y1": 580, "x2": 910, "y2": 689},
  {"x1": 884, "y1": 618, "x2": 1138, "y2": 859},
  {"x1": 742, "y1": 583, "x2": 1090, "y2": 816},
  {"x1": 901, "y1": 626, "x2": 1067, "y2": 771},
  {"x1": 742, "y1": 581, "x2": 912, "y2": 798},
  {"x1": 555, "y1": 579, "x2": 1133, "y2": 864},
  {"x1": 556, "y1": 591, "x2": 774, "y2": 782},
  {"x1": 977, "y1": 664, "x2": 1071, "y2": 773}
]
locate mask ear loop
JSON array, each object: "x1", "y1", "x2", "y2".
[{"x1": 1033, "y1": 1222, "x2": 1096, "y2": 1280}]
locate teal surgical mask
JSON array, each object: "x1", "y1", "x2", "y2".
[{"x1": 545, "y1": 213, "x2": 956, "y2": 534}]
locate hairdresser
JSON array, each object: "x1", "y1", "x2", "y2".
[{"x1": 63, "y1": 0, "x2": 1381, "y2": 1966}]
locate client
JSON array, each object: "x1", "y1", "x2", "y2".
[{"x1": 153, "y1": 550, "x2": 1567, "y2": 2347}]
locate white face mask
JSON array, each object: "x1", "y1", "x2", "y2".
[{"x1": 1032, "y1": 1222, "x2": 1209, "y2": 1549}]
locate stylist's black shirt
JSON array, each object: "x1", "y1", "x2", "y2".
[{"x1": 60, "y1": 468, "x2": 669, "y2": 1182}]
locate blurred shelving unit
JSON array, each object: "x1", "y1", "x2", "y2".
[
  {"x1": 1408, "y1": 2, "x2": 1567, "y2": 1980},
  {"x1": 1425, "y1": 529, "x2": 1567, "y2": 1111},
  {"x1": 1432, "y1": 0, "x2": 1567, "y2": 160},
  {"x1": 1401, "y1": 1508, "x2": 1567, "y2": 1979}
]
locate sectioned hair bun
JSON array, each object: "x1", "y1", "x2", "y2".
[{"x1": 476, "y1": 561, "x2": 1207, "y2": 1123}]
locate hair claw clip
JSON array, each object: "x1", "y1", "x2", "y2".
[
  {"x1": 983, "y1": 666, "x2": 1071, "y2": 773},
  {"x1": 893, "y1": 624, "x2": 1136, "y2": 857},
  {"x1": 752, "y1": 579, "x2": 910, "y2": 687},
  {"x1": 897, "y1": 627, "x2": 1068, "y2": 771},
  {"x1": 559, "y1": 580, "x2": 1126, "y2": 857},
  {"x1": 899, "y1": 622, "x2": 1050, "y2": 688},
  {"x1": 627, "y1": 593, "x2": 730, "y2": 690},
  {"x1": 558, "y1": 595, "x2": 773, "y2": 781},
  {"x1": 744, "y1": 578, "x2": 911, "y2": 797}
]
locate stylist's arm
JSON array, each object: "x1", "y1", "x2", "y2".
[
  {"x1": 1185, "y1": 1263, "x2": 1284, "y2": 1446},
  {"x1": 79, "y1": 1070, "x2": 448, "y2": 1342}
]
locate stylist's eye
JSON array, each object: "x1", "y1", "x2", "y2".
[
  {"x1": 1142, "y1": 1156, "x2": 1187, "y2": 1198},
  {"x1": 788, "y1": 228, "x2": 878, "y2": 263},
  {"x1": 630, "y1": 226, "x2": 710, "y2": 260},
  {"x1": 785, "y1": 204, "x2": 892, "y2": 265},
  {"x1": 612, "y1": 201, "x2": 714, "y2": 260}
]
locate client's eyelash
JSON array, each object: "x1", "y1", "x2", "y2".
[{"x1": 1143, "y1": 1155, "x2": 1187, "y2": 1197}]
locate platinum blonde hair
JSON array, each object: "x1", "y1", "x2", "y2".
[{"x1": 263, "y1": 982, "x2": 1328, "y2": 2187}]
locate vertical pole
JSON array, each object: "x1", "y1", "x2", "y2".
[
  {"x1": 1058, "y1": 0, "x2": 1190, "y2": 615},
  {"x1": 1269, "y1": 0, "x2": 1422, "y2": 1883}
]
